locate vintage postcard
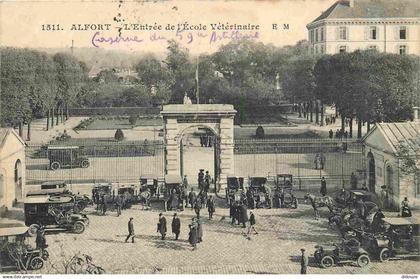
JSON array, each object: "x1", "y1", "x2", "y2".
[{"x1": 0, "y1": 0, "x2": 419, "y2": 277}]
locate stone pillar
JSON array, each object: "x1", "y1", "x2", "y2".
[
  {"x1": 164, "y1": 118, "x2": 180, "y2": 175},
  {"x1": 218, "y1": 117, "x2": 235, "y2": 191}
]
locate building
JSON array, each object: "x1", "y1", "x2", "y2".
[
  {"x1": 0, "y1": 128, "x2": 26, "y2": 215},
  {"x1": 307, "y1": 0, "x2": 420, "y2": 55},
  {"x1": 363, "y1": 119, "x2": 420, "y2": 210}
]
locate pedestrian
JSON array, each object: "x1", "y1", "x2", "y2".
[
  {"x1": 320, "y1": 177, "x2": 327, "y2": 196},
  {"x1": 36, "y1": 229, "x2": 47, "y2": 251},
  {"x1": 246, "y1": 189, "x2": 254, "y2": 209},
  {"x1": 247, "y1": 211, "x2": 258, "y2": 235},
  {"x1": 194, "y1": 198, "x2": 201, "y2": 218},
  {"x1": 401, "y1": 197, "x2": 412, "y2": 217},
  {"x1": 101, "y1": 195, "x2": 107, "y2": 215},
  {"x1": 200, "y1": 135, "x2": 204, "y2": 147},
  {"x1": 238, "y1": 202, "x2": 249, "y2": 228},
  {"x1": 197, "y1": 217, "x2": 203, "y2": 243},
  {"x1": 231, "y1": 201, "x2": 239, "y2": 225},
  {"x1": 115, "y1": 194, "x2": 122, "y2": 217},
  {"x1": 350, "y1": 172, "x2": 358, "y2": 190},
  {"x1": 380, "y1": 185, "x2": 389, "y2": 209},
  {"x1": 328, "y1": 129, "x2": 333, "y2": 139},
  {"x1": 300, "y1": 248, "x2": 308, "y2": 274},
  {"x1": 207, "y1": 195, "x2": 215, "y2": 219},
  {"x1": 171, "y1": 213, "x2": 181, "y2": 240},
  {"x1": 320, "y1": 153, "x2": 326, "y2": 169},
  {"x1": 198, "y1": 169, "x2": 204, "y2": 191},
  {"x1": 125, "y1": 217, "x2": 135, "y2": 243},
  {"x1": 157, "y1": 213, "x2": 167, "y2": 240},
  {"x1": 188, "y1": 188, "x2": 196, "y2": 209},
  {"x1": 372, "y1": 208, "x2": 385, "y2": 232},
  {"x1": 204, "y1": 171, "x2": 211, "y2": 193},
  {"x1": 188, "y1": 218, "x2": 198, "y2": 250}
]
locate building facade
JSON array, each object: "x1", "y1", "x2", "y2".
[
  {"x1": 307, "y1": 0, "x2": 420, "y2": 55},
  {"x1": 0, "y1": 128, "x2": 26, "y2": 215}
]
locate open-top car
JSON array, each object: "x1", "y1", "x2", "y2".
[
  {"x1": 249, "y1": 176, "x2": 271, "y2": 208},
  {"x1": 92, "y1": 183, "x2": 113, "y2": 203},
  {"x1": 366, "y1": 217, "x2": 419, "y2": 262},
  {"x1": 24, "y1": 195, "x2": 89, "y2": 235},
  {"x1": 225, "y1": 176, "x2": 244, "y2": 204},
  {"x1": 118, "y1": 185, "x2": 137, "y2": 208},
  {"x1": 164, "y1": 175, "x2": 183, "y2": 211},
  {"x1": 314, "y1": 238, "x2": 371, "y2": 268},
  {"x1": 140, "y1": 176, "x2": 160, "y2": 198},
  {"x1": 48, "y1": 146, "x2": 90, "y2": 170},
  {"x1": 0, "y1": 223, "x2": 48, "y2": 272},
  {"x1": 273, "y1": 174, "x2": 298, "y2": 208}
]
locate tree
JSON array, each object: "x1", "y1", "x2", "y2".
[
  {"x1": 114, "y1": 129, "x2": 124, "y2": 141},
  {"x1": 256, "y1": 126, "x2": 265, "y2": 139}
]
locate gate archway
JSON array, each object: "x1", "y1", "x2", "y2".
[{"x1": 161, "y1": 105, "x2": 236, "y2": 191}]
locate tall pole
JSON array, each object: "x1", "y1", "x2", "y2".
[{"x1": 196, "y1": 56, "x2": 199, "y2": 104}]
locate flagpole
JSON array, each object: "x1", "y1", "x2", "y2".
[{"x1": 196, "y1": 56, "x2": 199, "y2": 104}]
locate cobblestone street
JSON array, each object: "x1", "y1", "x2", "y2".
[{"x1": 36, "y1": 203, "x2": 419, "y2": 274}]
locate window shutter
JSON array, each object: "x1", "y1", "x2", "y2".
[
  {"x1": 346, "y1": 26, "x2": 349, "y2": 40},
  {"x1": 364, "y1": 26, "x2": 369, "y2": 40}
]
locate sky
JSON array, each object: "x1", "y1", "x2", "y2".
[{"x1": 0, "y1": 0, "x2": 337, "y2": 54}]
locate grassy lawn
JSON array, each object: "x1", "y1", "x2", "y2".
[{"x1": 81, "y1": 118, "x2": 162, "y2": 130}]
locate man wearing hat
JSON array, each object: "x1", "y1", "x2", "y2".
[
  {"x1": 171, "y1": 213, "x2": 181, "y2": 240},
  {"x1": 36, "y1": 228, "x2": 47, "y2": 251},
  {"x1": 157, "y1": 213, "x2": 167, "y2": 240},
  {"x1": 125, "y1": 217, "x2": 135, "y2": 243},
  {"x1": 300, "y1": 248, "x2": 308, "y2": 274}
]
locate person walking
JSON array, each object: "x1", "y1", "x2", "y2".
[
  {"x1": 207, "y1": 195, "x2": 215, "y2": 220},
  {"x1": 115, "y1": 194, "x2": 122, "y2": 217},
  {"x1": 171, "y1": 213, "x2": 181, "y2": 240},
  {"x1": 197, "y1": 217, "x2": 203, "y2": 243},
  {"x1": 157, "y1": 213, "x2": 167, "y2": 240},
  {"x1": 300, "y1": 248, "x2": 308, "y2": 274},
  {"x1": 204, "y1": 171, "x2": 211, "y2": 193},
  {"x1": 36, "y1": 229, "x2": 48, "y2": 251},
  {"x1": 401, "y1": 197, "x2": 412, "y2": 217},
  {"x1": 125, "y1": 217, "x2": 135, "y2": 243},
  {"x1": 328, "y1": 129, "x2": 333, "y2": 139},
  {"x1": 101, "y1": 195, "x2": 107, "y2": 215},
  {"x1": 188, "y1": 188, "x2": 196, "y2": 209},
  {"x1": 320, "y1": 177, "x2": 327, "y2": 197},
  {"x1": 238, "y1": 202, "x2": 249, "y2": 228},
  {"x1": 194, "y1": 198, "x2": 202, "y2": 219},
  {"x1": 188, "y1": 217, "x2": 198, "y2": 250},
  {"x1": 247, "y1": 211, "x2": 258, "y2": 235}
]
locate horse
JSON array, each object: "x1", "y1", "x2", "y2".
[{"x1": 304, "y1": 193, "x2": 335, "y2": 220}]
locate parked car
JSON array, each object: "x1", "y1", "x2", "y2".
[
  {"x1": 140, "y1": 176, "x2": 160, "y2": 199},
  {"x1": 225, "y1": 176, "x2": 244, "y2": 204},
  {"x1": 24, "y1": 195, "x2": 89, "y2": 235},
  {"x1": 164, "y1": 175, "x2": 183, "y2": 211},
  {"x1": 0, "y1": 223, "x2": 48, "y2": 271},
  {"x1": 248, "y1": 176, "x2": 271, "y2": 208},
  {"x1": 314, "y1": 238, "x2": 371, "y2": 268},
  {"x1": 273, "y1": 174, "x2": 298, "y2": 208},
  {"x1": 48, "y1": 146, "x2": 90, "y2": 170}
]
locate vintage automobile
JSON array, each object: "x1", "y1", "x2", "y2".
[
  {"x1": 140, "y1": 176, "x2": 160, "y2": 199},
  {"x1": 27, "y1": 181, "x2": 90, "y2": 213},
  {"x1": 365, "y1": 217, "x2": 420, "y2": 262},
  {"x1": 314, "y1": 238, "x2": 371, "y2": 268},
  {"x1": 92, "y1": 183, "x2": 113, "y2": 202},
  {"x1": 0, "y1": 223, "x2": 48, "y2": 271},
  {"x1": 48, "y1": 146, "x2": 90, "y2": 170},
  {"x1": 164, "y1": 175, "x2": 183, "y2": 211},
  {"x1": 225, "y1": 176, "x2": 244, "y2": 204},
  {"x1": 248, "y1": 176, "x2": 271, "y2": 208},
  {"x1": 24, "y1": 195, "x2": 89, "y2": 235},
  {"x1": 273, "y1": 174, "x2": 298, "y2": 209},
  {"x1": 117, "y1": 185, "x2": 137, "y2": 208}
]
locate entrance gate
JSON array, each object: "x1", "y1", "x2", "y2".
[{"x1": 161, "y1": 104, "x2": 236, "y2": 191}]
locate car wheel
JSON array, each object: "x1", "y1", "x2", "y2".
[
  {"x1": 72, "y1": 221, "x2": 86, "y2": 234},
  {"x1": 50, "y1": 161, "x2": 60, "y2": 170},
  {"x1": 379, "y1": 248, "x2": 391, "y2": 262},
  {"x1": 29, "y1": 256, "x2": 44, "y2": 270},
  {"x1": 81, "y1": 160, "x2": 90, "y2": 168},
  {"x1": 28, "y1": 224, "x2": 40, "y2": 236},
  {"x1": 357, "y1": 254, "x2": 370, "y2": 267},
  {"x1": 320, "y1": 256, "x2": 334, "y2": 268}
]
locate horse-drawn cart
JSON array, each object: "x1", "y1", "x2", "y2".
[
  {"x1": 225, "y1": 176, "x2": 244, "y2": 204},
  {"x1": 163, "y1": 175, "x2": 184, "y2": 211},
  {"x1": 249, "y1": 176, "x2": 271, "y2": 209},
  {"x1": 273, "y1": 174, "x2": 298, "y2": 209}
]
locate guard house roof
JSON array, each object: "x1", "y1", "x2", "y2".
[
  {"x1": 309, "y1": 0, "x2": 420, "y2": 26},
  {"x1": 363, "y1": 122, "x2": 420, "y2": 155},
  {"x1": 0, "y1": 128, "x2": 26, "y2": 150}
]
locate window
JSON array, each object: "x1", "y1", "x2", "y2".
[
  {"x1": 320, "y1": 27, "x2": 324, "y2": 41},
  {"x1": 399, "y1": 26, "x2": 407, "y2": 40},
  {"x1": 399, "y1": 45, "x2": 407, "y2": 55},
  {"x1": 369, "y1": 26, "x2": 377, "y2": 40},
  {"x1": 339, "y1": 45, "x2": 347, "y2": 53},
  {"x1": 339, "y1": 27, "x2": 347, "y2": 40},
  {"x1": 315, "y1": 29, "x2": 319, "y2": 42},
  {"x1": 309, "y1": 30, "x2": 314, "y2": 43},
  {"x1": 320, "y1": 45, "x2": 325, "y2": 54}
]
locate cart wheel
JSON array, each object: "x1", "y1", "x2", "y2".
[
  {"x1": 29, "y1": 256, "x2": 44, "y2": 270},
  {"x1": 357, "y1": 254, "x2": 370, "y2": 267},
  {"x1": 50, "y1": 161, "x2": 60, "y2": 170},
  {"x1": 42, "y1": 249, "x2": 49, "y2": 260},
  {"x1": 72, "y1": 221, "x2": 86, "y2": 234},
  {"x1": 28, "y1": 224, "x2": 40, "y2": 236},
  {"x1": 81, "y1": 160, "x2": 90, "y2": 168},
  {"x1": 320, "y1": 256, "x2": 334, "y2": 268},
  {"x1": 379, "y1": 248, "x2": 391, "y2": 262}
]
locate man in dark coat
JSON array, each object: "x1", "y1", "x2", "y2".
[
  {"x1": 207, "y1": 195, "x2": 215, "y2": 219},
  {"x1": 320, "y1": 177, "x2": 327, "y2": 197},
  {"x1": 194, "y1": 198, "x2": 202, "y2": 218},
  {"x1": 247, "y1": 211, "x2": 258, "y2": 235},
  {"x1": 188, "y1": 218, "x2": 198, "y2": 250},
  {"x1": 300, "y1": 248, "x2": 308, "y2": 274},
  {"x1": 230, "y1": 201, "x2": 238, "y2": 225},
  {"x1": 101, "y1": 195, "x2": 107, "y2": 215},
  {"x1": 157, "y1": 213, "x2": 167, "y2": 240},
  {"x1": 238, "y1": 202, "x2": 249, "y2": 228},
  {"x1": 188, "y1": 188, "x2": 196, "y2": 209},
  {"x1": 125, "y1": 217, "x2": 135, "y2": 243},
  {"x1": 115, "y1": 194, "x2": 122, "y2": 217},
  {"x1": 372, "y1": 208, "x2": 385, "y2": 232},
  {"x1": 197, "y1": 217, "x2": 203, "y2": 243},
  {"x1": 204, "y1": 171, "x2": 211, "y2": 193},
  {"x1": 246, "y1": 189, "x2": 254, "y2": 209},
  {"x1": 36, "y1": 229, "x2": 47, "y2": 250},
  {"x1": 198, "y1": 170, "x2": 204, "y2": 191},
  {"x1": 171, "y1": 213, "x2": 181, "y2": 240}
]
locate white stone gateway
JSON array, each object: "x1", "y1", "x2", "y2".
[{"x1": 161, "y1": 104, "x2": 236, "y2": 191}]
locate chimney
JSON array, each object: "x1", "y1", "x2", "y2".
[
  {"x1": 349, "y1": 0, "x2": 355, "y2": 8},
  {"x1": 413, "y1": 106, "x2": 419, "y2": 121}
]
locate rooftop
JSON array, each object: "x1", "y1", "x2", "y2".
[
  {"x1": 376, "y1": 122, "x2": 420, "y2": 154},
  {"x1": 310, "y1": 0, "x2": 420, "y2": 24}
]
